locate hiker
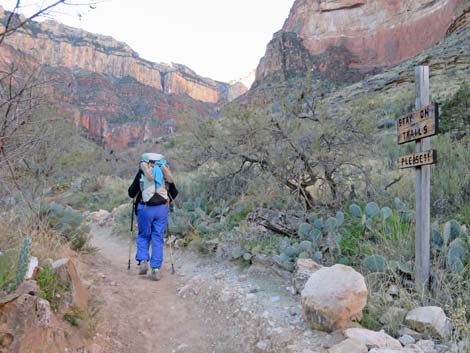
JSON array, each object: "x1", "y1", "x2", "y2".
[{"x1": 128, "y1": 153, "x2": 178, "y2": 281}]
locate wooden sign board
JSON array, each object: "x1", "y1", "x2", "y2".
[
  {"x1": 399, "y1": 150, "x2": 437, "y2": 169},
  {"x1": 397, "y1": 103, "x2": 438, "y2": 144}
]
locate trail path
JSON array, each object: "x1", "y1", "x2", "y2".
[
  {"x1": 83, "y1": 223, "x2": 337, "y2": 353},
  {"x1": 85, "y1": 224, "x2": 217, "y2": 353}
]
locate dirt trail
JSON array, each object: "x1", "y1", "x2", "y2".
[
  {"x1": 85, "y1": 224, "x2": 218, "y2": 353},
  {"x1": 83, "y1": 223, "x2": 337, "y2": 353}
]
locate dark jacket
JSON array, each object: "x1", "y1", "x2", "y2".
[{"x1": 128, "y1": 170, "x2": 178, "y2": 215}]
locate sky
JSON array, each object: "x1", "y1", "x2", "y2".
[{"x1": 1, "y1": 0, "x2": 295, "y2": 82}]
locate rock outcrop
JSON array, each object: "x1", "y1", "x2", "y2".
[
  {"x1": 255, "y1": 0, "x2": 467, "y2": 85},
  {"x1": 0, "y1": 6, "x2": 249, "y2": 149},
  {"x1": 0, "y1": 10, "x2": 246, "y2": 104}
]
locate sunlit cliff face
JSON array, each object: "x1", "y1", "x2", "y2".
[{"x1": 256, "y1": 0, "x2": 464, "y2": 83}]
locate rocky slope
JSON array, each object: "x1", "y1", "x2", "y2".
[
  {"x1": 0, "y1": 6, "x2": 247, "y2": 149},
  {"x1": 254, "y1": 0, "x2": 469, "y2": 85}
]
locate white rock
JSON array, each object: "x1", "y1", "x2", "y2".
[
  {"x1": 24, "y1": 256, "x2": 39, "y2": 280},
  {"x1": 328, "y1": 338, "x2": 368, "y2": 353},
  {"x1": 89, "y1": 209, "x2": 110, "y2": 223},
  {"x1": 405, "y1": 306, "x2": 451, "y2": 339},
  {"x1": 293, "y1": 258, "x2": 322, "y2": 294},
  {"x1": 344, "y1": 328, "x2": 402, "y2": 349},
  {"x1": 399, "y1": 335, "x2": 416, "y2": 346},
  {"x1": 301, "y1": 264, "x2": 368, "y2": 331},
  {"x1": 416, "y1": 340, "x2": 437, "y2": 353},
  {"x1": 255, "y1": 340, "x2": 271, "y2": 351},
  {"x1": 369, "y1": 348, "x2": 424, "y2": 353}
]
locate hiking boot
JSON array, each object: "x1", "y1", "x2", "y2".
[
  {"x1": 150, "y1": 268, "x2": 161, "y2": 281},
  {"x1": 138, "y1": 260, "x2": 148, "y2": 275}
]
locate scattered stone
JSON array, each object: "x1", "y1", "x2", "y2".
[
  {"x1": 271, "y1": 264, "x2": 293, "y2": 279},
  {"x1": 176, "y1": 343, "x2": 190, "y2": 351},
  {"x1": 174, "y1": 239, "x2": 184, "y2": 249},
  {"x1": 344, "y1": 328, "x2": 402, "y2": 349},
  {"x1": 293, "y1": 258, "x2": 322, "y2": 294},
  {"x1": 177, "y1": 275, "x2": 203, "y2": 297},
  {"x1": 255, "y1": 340, "x2": 271, "y2": 352},
  {"x1": 246, "y1": 293, "x2": 256, "y2": 300},
  {"x1": 398, "y1": 327, "x2": 423, "y2": 341},
  {"x1": 301, "y1": 264, "x2": 368, "y2": 331},
  {"x1": 399, "y1": 335, "x2": 416, "y2": 346},
  {"x1": 434, "y1": 343, "x2": 449, "y2": 352},
  {"x1": 271, "y1": 296, "x2": 280, "y2": 303},
  {"x1": 205, "y1": 239, "x2": 219, "y2": 253},
  {"x1": 214, "y1": 272, "x2": 225, "y2": 280},
  {"x1": 238, "y1": 275, "x2": 247, "y2": 282},
  {"x1": 24, "y1": 256, "x2": 39, "y2": 280},
  {"x1": 416, "y1": 340, "x2": 437, "y2": 353},
  {"x1": 328, "y1": 338, "x2": 368, "y2": 353},
  {"x1": 89, "y1": 209, "x2": 110, "y2": 224},
  {"x1": 88, "y1": 343, "x2": 103, "y2": 353},
  {"x1": 405, "y1": 306, "x2": 451, "y2": 339},
  {"x1": 252, "y1": 254, "x2": 274, "y2": 267},
  {"x1": 387, "y1": 285, "x2": 400, "y2": 297},
  {"x1": 379, "y1": 307, "x2": 407, "y2": 325},
  {"x1": 369, "y1": 348, "x2": 424, "y2": 353}
]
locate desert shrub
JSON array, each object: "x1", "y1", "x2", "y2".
[
  {"x1": 37, "y1": 265, "x2": 68, "y2": 310},
  {"x1": 39, "y1": 203, "x2": 90, "y2": 251},
  {"x1": 60, "y1": 175, "x2": 129, "y2": 212},
  {"x1": 0, "y1": 249, "x2": 19, "y2": 295},
  {"x1": 439, "y1": 82, "x2": 470, "y2": 138}
]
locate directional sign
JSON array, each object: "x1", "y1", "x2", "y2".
[
  {"x1": 399, "y1": 150, "x2": 437, "y2": 169},
  {"x1": 397, "y1": 103, "x2": 438, "y2": 144}
]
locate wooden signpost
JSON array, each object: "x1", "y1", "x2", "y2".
[{"x1": 396, "y1": 66, "x2": 438, "y2": 287}]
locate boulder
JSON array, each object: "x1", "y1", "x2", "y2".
[
  {"x1": 405, "y1": 307, "x2": 451, "y2": 339},
  {"x1": 293, "y1": 258, "x2": 322, "y2": 294},
  {"x1": 344, "y1": 328, "x2": 402, "y2": 349},
  {"x1": 52, "y1": 258, "x2": 89, "y2": 311},
  {"x1": 301, "y1": 264, "x2": 368, "y2": 331},
  {"x1": 328, "y1": 338, "x2": 368, "y2": 353}
]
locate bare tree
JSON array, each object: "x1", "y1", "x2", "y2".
[
  {"x1": 0, "y1": 0, "x2": 98, "y2": 206},
  {"x1": 0, "y1": 0, "x2": 99, "y2": 45}
]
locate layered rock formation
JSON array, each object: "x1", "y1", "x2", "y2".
[
  {"x1": 255, "y1": 0, "x2": 468, "y2": 85},
  {"x1": 0, "y1": 6, "x2": 248, "y2": 149},
  {"x1": 0, "y1": 10, "x2": 246, "y2": 104}
]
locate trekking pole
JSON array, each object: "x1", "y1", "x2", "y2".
[
  {"x1": 166, "y1": 222, "x2": 175, "y2": 275},
  {"x1": 128, "y1": 197, "x2": 136, "y2": 270}
]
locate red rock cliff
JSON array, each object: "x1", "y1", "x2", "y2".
[
  {"x1": 256, "y1": 0, "x2": 466, "y2": 84},
  {"x1": 0, "y1": 8, "x2": 247, "y2": 104}
]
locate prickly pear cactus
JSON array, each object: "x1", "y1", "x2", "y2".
[
  {"x1": 363, "y1": 255, "x2": 387, "y2": 273},
  {"x1": 349, "y1": 203, "x2": 362, "y2": 218}
]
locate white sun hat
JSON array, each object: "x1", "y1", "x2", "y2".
[{"x1": 140, "y1": 152, "x2": 164, "y2": 163}]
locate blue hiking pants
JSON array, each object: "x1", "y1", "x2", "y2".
[{"x1": 136, "y1": 203, "x2": 169, "y2": 269}]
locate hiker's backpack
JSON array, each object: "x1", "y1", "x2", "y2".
[{"x1": 139, "y1": 153, "x2": 177, "y2": 203}]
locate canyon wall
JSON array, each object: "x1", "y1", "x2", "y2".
[
  {"x1": 0, "y1": 6, "x2": 248, "y2": 149},
  {"x1": 256, "y1": 0, "x2": 468, "y2": 84}
]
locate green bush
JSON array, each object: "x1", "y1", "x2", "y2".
[
  {"x1": 37, "y1": 265, "x2": 68, "y2": 310},
  {"x1": 39, "y1": 203, "x2": 90, "y2": 251},
  {"x1": 0, "y1": 249, "x2": 19, "y2": 294}
]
